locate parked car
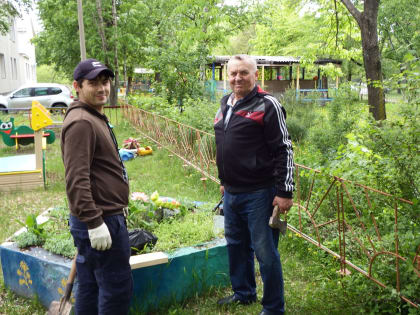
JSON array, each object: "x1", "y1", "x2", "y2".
[
  {"x1": 0, "y1": 95, "x2": 8, "y2": 114},
  {"x1": 1, "y1": 83, "x2": 73, "y2": 112}
]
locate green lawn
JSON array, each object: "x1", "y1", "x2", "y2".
[{"x1": 0, "y1": 111, "x2": 414, "y2": 314}]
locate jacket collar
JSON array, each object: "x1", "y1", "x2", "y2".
[
  {"x1": 65, "y1": 101, "x2": 107, "y2": 121},
  {"x1": 227, "y1": 85, "x2": 260, "y2": 108}
]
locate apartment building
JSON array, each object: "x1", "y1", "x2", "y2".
[{"x1": 0, "y1": 12, "x2": 37, "y2": 94}]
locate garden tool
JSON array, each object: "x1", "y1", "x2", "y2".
[
  {"x1": 47, "y1": 252, "x2": 77, "y2": 315},
  {"x1": 269, "y1": 205, "x2": 287, "y2": 235},
  {"x1": 212, "y1": 196, "x2": 224, "y2": 215}
]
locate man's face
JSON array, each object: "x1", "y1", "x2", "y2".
[
  {"x1": 227, "y1": 59, "x2": 258, "y2": 99},
  {"x1": 73, "y1": 74, "x2": 111, "y2": 108}
]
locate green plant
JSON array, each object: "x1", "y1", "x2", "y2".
[
  {"x1": 14, "y1": 213, "x2": 48, "y2": 248},
  {"x1": 43, "y1": 233, "x2": 76, "y2": 258},
  {"x1": 14, "y1": 231, "x2": 44, "y2": 248}
]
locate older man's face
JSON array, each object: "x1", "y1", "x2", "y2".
[{"x1": 227, "y1": 59, "x2": 258, "y2": 100}]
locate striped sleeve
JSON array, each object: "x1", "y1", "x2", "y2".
[{"x1": 263, "y1": 95, "x2": 295, "y2": 197}]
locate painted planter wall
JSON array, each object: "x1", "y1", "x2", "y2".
[{"x1": 0, "y1": 238, "x2": 229, "y2": 313}]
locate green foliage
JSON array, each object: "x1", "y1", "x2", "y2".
[
  {"x1": 128, "y1": 93, "x2": 219, "y2": 133},
  {"x1": 43, "y1": 233, "x2": 76, "y2": 258},
  {"x1": 15, "y1": 213, "x2": 47, "y2": 241},
  {"x1": 14, "y1": 231, "x2": 44, "y2": 248},
  {"x1": 151, "y1": 208, "x2": 215, "y2": 253},
  {"x1": 144, "y1": 0, "x2": 243, "y2": 104},
  {"x1": 36, "y1": 64, "x2": 72, "y2": 86},
  {"x1": 0, "y1": 0, "x2": 32, "y2": 35},
  {"x1": 379, "y1": 0, "x2": 420, "y2": 67},
  {"x1": 331, "y1": 101, "x2": 420, "y2": 203},
  {"x1": 127, "y1": 191, "x2": 215, "y2": 253},
  {"x1": 307, "y1": 83, "x2": 365, "y2": 162},
  {"x1": 281, "y1": 89, "x2": 319, "y2": 143}
]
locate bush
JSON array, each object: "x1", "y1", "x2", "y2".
[
  {"x1": 14, "y1": 231, "x2": 44, "y2": 248},
  {"x1": 307, "y1": 85, "x2": 366, "y2": 162},
  {"x1": 128, "y1": 94, "x2": 219, "y2": 133},
  {"x1": 43, "y1": 233, "x2": 76, "y2": 258}
]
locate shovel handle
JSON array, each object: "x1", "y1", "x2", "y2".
[{"x1": 62, "y1": 253, "x2": 77, "y2": 301}]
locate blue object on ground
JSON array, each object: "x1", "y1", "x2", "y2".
[{"x1": 119, "y1": 149, "x2": 135, "y2": 161}]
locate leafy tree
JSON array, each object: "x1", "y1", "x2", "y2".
[
  {"x1": 340, "y1": 0, "x2": 386, "y2": 120},
  {"x1": 143, "y1": 0, "x2": 250, "y2": 105},
  {"x1": 378, "y1": 0, "x2": 420, "y2": 63},
  {"x1": 250, "y1": 0, "x2": 361, "y2": 83},
  {"x1": 34, "y1": 0, "x2": 149, "y2": 105},
  {"x1": 0, "y1": 0, "x2": 31, "y2": 34}
]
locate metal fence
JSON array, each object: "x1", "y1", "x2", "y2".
[
  {"x1": 0, "y1": 106, "x2": 121, "y2": 126},
  {"x1": 121, "y1": 103, "x2": 419, "y2": 308}
]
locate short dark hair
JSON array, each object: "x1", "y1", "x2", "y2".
[{"x1": 74, "y1": 74, "x2": 112, "y2": 97}]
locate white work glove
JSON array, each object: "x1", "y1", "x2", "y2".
[{"x1": 88, "y1": 222, "x2": 112, "y2": 251}]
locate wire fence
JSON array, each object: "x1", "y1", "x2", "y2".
[{"x1": 121, "y1": 103, "x2": 419, "y2": 308}]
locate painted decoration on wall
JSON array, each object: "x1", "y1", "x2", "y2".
[{"x1": 17, "y1": 260, "x2": 32, "y2": 288}]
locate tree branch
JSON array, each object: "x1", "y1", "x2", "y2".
[
  {"x1": 340, "y1": 0, "x2": 362, "y2": 25},
  {"x1": 350, "y1": 58, "x2": 363, "y2": 66}
]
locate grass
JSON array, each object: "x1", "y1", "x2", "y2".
[
  {"x1": 0, "y1": 110, "x2": 416, "y2": 314},
  {"x1": 0, "y1": 110, "x2": 221, "y2": 313}
]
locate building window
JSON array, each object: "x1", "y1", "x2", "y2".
[
  {"x1": 26, "y1": 63, "x2": 30, "y2": 80},
  {"x1": 10, "y1": 58, "x2": 17, "y2": 80},
  {"x1": 9, "y1": 18, "x2": 15, "y2": 42},
  {"x1": 0, "y1": 54, "x2": 5, "y2": 79}
]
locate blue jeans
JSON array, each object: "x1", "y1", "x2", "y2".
[
  {"x1": 224, "y1": 186, "x2": 284, "y2": 315},
  {"x1": 69, "y1": 214, "x2": 133, "y2": 315}
]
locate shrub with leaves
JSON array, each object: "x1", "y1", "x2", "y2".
[
  {"x1": 43, "y1": 233, "x2": 76, "y2": 258},
  {"x1": 14, "y1": 231, "x2": 44, "y2": 248}
]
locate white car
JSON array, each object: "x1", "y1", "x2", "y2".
[
  {"x1": 0, "y1": 83, "x2": 73, "y2": 113},
  {"x1": 0, "y1": 95, "x2": 7, "y2": 114}
]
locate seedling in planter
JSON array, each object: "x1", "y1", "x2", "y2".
[{"x1": 16, "y1": 213, "x2": 47, "y2": 240}]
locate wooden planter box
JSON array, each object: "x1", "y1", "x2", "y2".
[{"x1": 0, "y1": 224, "x2": 229, "y2": 312}]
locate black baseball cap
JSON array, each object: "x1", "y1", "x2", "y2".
[{"x1": 73, "y1": 58, "x2": 115, "y2": 81}]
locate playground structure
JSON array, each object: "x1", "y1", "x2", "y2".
[
  {"x1": 207, "y1": 55, "x2": 342, "y2": 101},
  {"x1": 0, "y1": 101, "x2": 54, "y2": 191}
]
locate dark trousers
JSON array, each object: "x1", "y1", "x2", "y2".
[
  {"x1": 69, "y1": 214, "x2": 133, "y2": 315},
  {"x1": 224, "y1": 186, "x2": 285, "y2": 315}
]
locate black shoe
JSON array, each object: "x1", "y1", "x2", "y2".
[
  {"x1": 217, "y1": 294, "x2": 256, "y2": 305},
  {"x1": 258, "y1": 309, "x2": 283, "y2": 315}
]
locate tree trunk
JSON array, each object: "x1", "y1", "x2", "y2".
[
  {"x1": 95, "y1": 0, "x2": 109, "y2": 65},
  {"x1": 359, "y1": 3, "x2": 386, "y2": 120},
  {"x1": 109, "y1": 0, "x2": 119, "y2": 107},
  {"x1": 127, "y1": 76, "x2": 132, "y2": 96},
  {"x1": 340, "y1": 0, "x2": 386, "y2": 120}
]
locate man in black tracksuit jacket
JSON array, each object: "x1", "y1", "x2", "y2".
[{"x1": 214, "y1": 55, "x2": 294, "y2": 315}]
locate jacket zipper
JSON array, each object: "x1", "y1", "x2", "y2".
[{"x1": 222, "y1": 98, "x2": 243, "y2": 183}]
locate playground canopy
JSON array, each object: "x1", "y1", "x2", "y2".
[{"x1": 207, "y1": 55, "x2": 342, "y2": 97}]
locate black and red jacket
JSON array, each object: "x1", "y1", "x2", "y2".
[{"x1": 214, "y1": 85, "x2": 294, "y2": 198}]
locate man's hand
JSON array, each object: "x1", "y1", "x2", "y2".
[
  {"x1": 272, "y1": 196, "x2": 293, "y2": 214},
  {"x1": 88, "y1": 222, "x2": 112, "y2": 250},
  {"x1": 220, "y1": 185, "x2": 224, "y2": 195}
]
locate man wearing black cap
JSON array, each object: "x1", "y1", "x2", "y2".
[{"x1": 61, "y1": 59, "x2": 133, "y2": 314}]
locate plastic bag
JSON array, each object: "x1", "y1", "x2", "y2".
[
  {"x1": 128, "y1": 229, "x2": 158, "y2": 255},
  {"x1": 119, "y1": 149, "x2": 135, "y2": 161}
]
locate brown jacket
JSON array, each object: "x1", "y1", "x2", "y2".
[{"x1": 61, "y1": 101, "x2": 129, "y2": 229}]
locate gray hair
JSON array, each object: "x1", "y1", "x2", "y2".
[{"x1": 227, "y1": 55, "x2": 257, "y2": 73}]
